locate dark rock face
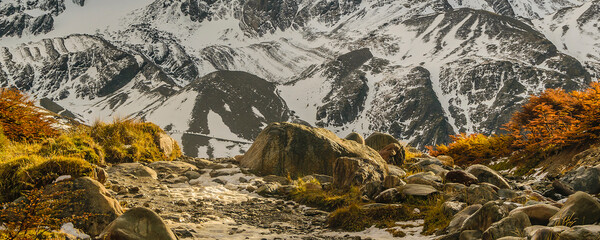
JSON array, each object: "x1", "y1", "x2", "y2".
[
  {"x1": 316, "y1": 48, "x2": 372, "y2": 128},
  {"x1": 181, "y1": 0, "x2": 212, "y2": 22},
  {"x1": 184, "y1": 71, "x2": 289, "y2": 140},
  {"x1": 242, "y1": 0, "x2": 299, "y2": 36}
]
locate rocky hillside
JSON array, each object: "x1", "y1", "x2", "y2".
[{"x1": 0, "y1": 0, "x2": 598, "y2": 157}]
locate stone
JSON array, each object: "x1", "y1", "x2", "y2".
[
  {"x1": 398, "y1": 184, "x2": 438, "y2": 198},
  {"x1": 445, "y1": 170, "x2": 479, "y2": 186},
  {"x1": 510, "y1": 204, "x2": 560, "y2": 225},
  {"x1": 460, "y1": 230, "x2": 482, "y2": 240},
  {"x1": 388, "y1": 165, "x2": 407, "y2": 178},
  {"x1": 552, "y1": 180, "x2": 576, "y2": 196},
  {"x1": 422, "y1": 164, "x2": 448, "y2": 177},
  {"x1": 262, "y1": 175, "x2": 290, "y2": 185},
  {"x1": 405, "y1": 171, "x2": 442, "y2": 188},
  {"x1": 301, "y1": 174, "x2": 333, "y2": 184},
  {"x1": 383, "y1": 175, "x2": 405, "y2": 189},
  {"x1": 333, "y1": 157, "x2": 387, "y2": 188},
  {"x1": 461, "y1": 201, "x2": 509, "y2": 232},
  {"x1": 561, "y1": 165, "x2": 600, "y2": 194},
  {"x1": 108, "y1": 163, "x2": 158, "y2": 179},
  {"x1": 184, "y1": 170, "x2": 202, "y2": 180},
  {"x1": 447, "y1": 204, "x2": 482, "y2": 233},
  {"x1": 482, "y1": 211, "x2": 531, "y2": 240},
  {"x1": 466, "y1": 164, "x2": 512, "y2": 189},
  {"x1": 157, "y1": 132, "x2": 178, "y2": 159},
  {"x1": 361, "y1": 181, "x2": 384, "y2": 199},
  {"x1": 558, "y1": 225, "x2": 600, "y2": 240},
  {"x1": 344, "y1": 132, "x2": 365, "y2": 145},
  {"x1": 43, "y1": 177, "x2": 124, "y2": 237},
  {"x1": 256, "y1": 182, "x2": 282, "y2": 196},
  {"x1": 498, "y1": 189, "x2": 520, "y2": 200},
  {"x1": 98, "y1": 207, "x2": 177, "y2": 240},
  {"x1": 443, "y1": 201, "x2": 467, "y2": 216},
  {"x1": 374, "y1": 188, "x2": 401, "y2": 203},
  {"x1": 526, "y1": 226, "x2": 570, "y2": 240},
  {"x1": 549, "y1": 191, "x2": 600, "y2": 226},
  {"x1": 459, "y1": 184, "x2": 499, "y2": 205},
  {"x1": 378, "y1": 143, "x2": 405, "y2": 166},
  {"x1": 239, "y1": 122, "x2": 387, "y2": 178},
  {"x1": 148, "y1": 161, "x2": 198, "y2": 174},
  {"x1": 94, "y1": 167, "x2": 108, "y2": 184},
  {"x1": 437, "y1": 155, "x2": 455, "y2": 167},
  {"x1": 364, "y1": 132, "x2": 401, "y2": 151}
]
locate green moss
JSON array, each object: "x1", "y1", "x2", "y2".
[
  {"x1": 91, "y1": 119, "x2": 182, "y2": 163},
  {"x1": 39, "y1": 131, "x2": 105, "y2": 165},
  {"x1": 0, "y1": 157, "x2": 37, "y2": 202},
  {"x1": 290, "y1": 179, "x2": 361, "y2": 211}
]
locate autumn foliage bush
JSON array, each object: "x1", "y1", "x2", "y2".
[
  {"x1": 429, "y1": 82, "x2": 600, "y2": 166},
  {"x1": 0, "y1": 88, "x2": 58, "y2": 142}
]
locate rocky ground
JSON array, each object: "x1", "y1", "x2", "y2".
[{"x1": 104, "y1": 158, "x2": 429, "y2": 239}]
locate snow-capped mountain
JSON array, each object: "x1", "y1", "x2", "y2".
[{"x1": 0, "y1": 0, "x2": 597, "y2": 157}]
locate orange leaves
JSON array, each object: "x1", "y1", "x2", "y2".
[
  {"x1": 429, "y1": 81, "x2": 600, "y2": 166},
  {"x1": 0, "y1": 88, "x2": 57, "y2": 142}
]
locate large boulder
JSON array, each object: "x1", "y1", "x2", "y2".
[
  {"x1": 510, "y1": 204, "x2": 560, "y2": 225},
  {"x1": 482, "y1": 211, "x2": 531, "y2": 240},
  {"x1": 239, "y1": 122, "x2": 386, "y2": 178},
  {"x1": 466, "y1": 165, "x2": 511, "y2": 189},
  {"x1": 156, "y1": 132, "x2": 179, "y2": 159},
  {"x1": 43, "y1": 177, "x2": 124, "y2": 237},
  {"x1": 458, "y1": 184, "x2": 499, "y2": 205},
  {"x1": 378, "y1": 143, "x2": 405, "y2": 166},
  {"x1": 98, "y1": 207, "x2": 177, "y2": 240},
  {"x1": 364, "y1": 132, "x2": 401, "y2": 151},
  {"x1": 549, "y1": 191, "x2": 600, "y2": 226},
  {"x1": 333, "y1": 157, "x2": 387, "y2": 188}
]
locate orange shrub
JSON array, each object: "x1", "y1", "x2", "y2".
[
  {"x1": 0, "y1": 88, "x2": 57, "y2": 142},
  {"x1": 427, "y1": 133, "x2": 513, "y2": 166}
]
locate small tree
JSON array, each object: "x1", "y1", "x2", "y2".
[{"x1": 0, "y1": 88, "x2": 57, "y2": 142}]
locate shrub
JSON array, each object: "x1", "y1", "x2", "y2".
[
  {"x1": 422, "y1": 198, "x2": 452, "y2": 235},
  {"x1": 0, "y1": 126, "x2": 8, "y2": 150},
  {"x1": 0, "y1": 88, "x2": 57, "y2": 142},
  {"x1": 290, "y1": 179, "x2": 361, "y2": 211},
  {"x1": 91, "y1": 118, "x2": 181, "y2": 163},
  {"x1": 428, "y1": 133, "x2": 514, "y2": 166},
  {"x1": 38, "y1": 128, "x2": 105, "y2": 165},
  {"x1": 0, "y1": 157, "x2": 37, "y2": 203}
]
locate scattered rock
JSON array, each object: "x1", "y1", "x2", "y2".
[
  {"x1": 466, "y1": 164, "x2": 512, "y2": 189},
  {"x1": 461, "y1": 201, "x2": 509, "y2": 232},
  {"x1": 239, "y1": 122, "x2": 386, "y2": 178},
  {"x1": 446, "y1": 170, "x2": 479, "y2": 186},
  {"x1": 374, "y1": 188, "x2": 401, "y2": 203},
  {"x1": 184, "y1": 170, "x2": 202, "y2": 180},
  {"x1": 361, "y1": 181, "x2": 384, "y2": 199},
  {"x1": 378, "y1": 143, "x2": 405, "y2": 166},
  {"x1": 108, "y1": 163, "x2": 158, "y2": 179},
  {"x1": 398, "y1": 184, "x2": 438, "y2": 198},
  {"x1": 263, "y1": 175, "x2": 290, "y2": 185},
  {"x1": 447, "y1": 204, "x2": 482, "y2": 233},
  {"x1": 482, "y1": 211, "x2": 531, "y2": 240},
  {"x1": 561, "y1": 165, "x2": 600, "y2": 194},
  {"x1": 460, "y1": 184, "x2": 499, "y2": 205},
  {"x1": 383, "y1": 175, "x2": 405, "y2": 189},
  {"x1": 549, "y1": 191, "x2": 600, "y2": 226},
  {"x1": 510, "y1": 204, "x2": 560, "y2": 225},
  {"x1": 257, "y1": 182, "x2": 282, "y2": 196},
  {"x1": 98, "y1": 207, "x2": 177, "y2": 240},
  {"x1": 460, "y1": 230, "x2": 483, "y2": 240},
  {"x1": 148, "y1": 161, "x2": 198, "y2": 175},
  {"x1": 437, "y1": 155, "x2": 455, "y2": 167},
  {"x1": 552, "y1": 179, "x2": 576, "y2": 196},
  {"x1": 443, "y1": 201, "x2": 467, "y2": 216},
  {"x1": 405, "y1": 172, "x2": 442, "y2": 188},
  {"x1": 94, "y1": 167, "x2": 108, "y2": 184},
  {"x1": 388, "y1": 165, "x2": 407, "y2": 178},
  {"x1": 157, "y1": 132, "x2": 179, "y2": 160}
]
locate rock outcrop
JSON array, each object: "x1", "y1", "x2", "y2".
[
  {"x1": 239, "y1": 122, "x2": 387, "y2": 178},
  {"x1": 98, "y1": 207, "x2": 177, "y2": 240}
]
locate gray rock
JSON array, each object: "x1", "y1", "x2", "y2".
[
  {"x1": 448, "y1": 204, "x2": 482, "y2": 233},
  {"x1": 549, "y1": 191, "x2": 600, "y2": 226},
  {"x1": 361, "y1": 181, "x2": 384, "y2": 199},
  {"x1": 558, "y1": 225, "x2": 600, "y2": 240},
  {"x1": 333, "y1": 157, "x2": 387, "y2": 189},
  {"x1": 383, "y1": 175, "x2": 406, "y2": 189},
  {"x1": 482, "y1": 211, "x2": 531, "y2": 240},
  {"x1": 388, "y1": 165, "x2": 407, "y2": 178},
  {"x1": 184, "y1": 170, "x2": 201, "y2": 180},
  {"x1": 98, "y1": 207, "x2": 177, "y2": 240},
  {"x1": 460, "y1": 230, "x2": 482, "y2": 240},
  {"x1": 461, "y1": 201, "x2": 509, "y2": 232},
  {"x1": 561, "y1": 165, "x2": 600, "y2": 194},
  {"x1": 466, "y1": 164, "x2": 512, "y2": 189},
  {"x1": 108, "y1": 163, "x2": 158, "y2": 180},
  {"x1": 399, "y1": 184, "x2": 438, "y2": 198},
  {"x1": 510, "y1": 204, "x2": 560, "y2": 225},
  {"x1": 148, "y1": 161, "x2": 198, "y2": 174},
  {"x1": 405, "y1": 171, "x2": 442, "y2": 188},
  {"x1": 364, "y1": 132, "x2": 401, "y2": 151},
  {"x1": 256, "y1": 182, "x2": 282, "y2": 196},
  {"x1": 445, "y1": 170, "x2": 479, "y2": 186},
  {"x1": 344, "y1": 132, "x2": 365, "y2": 145},
  {"x1": 460, "y1": 184, "x2": 499, "y2": 205},
  {"x1": 443, "y1": 201, "x2": 467, "y2": 216},
  {"x1": 374, "y1": 188, "x2": 401, "y2": 203}
]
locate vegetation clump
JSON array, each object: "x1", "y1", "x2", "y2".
[
  {"x1": 0, "y1": 88, "x2": 58, "y2": 142},
  {"x1": 39, "y1": 128, "x2": 105, "y2": 165},
  {"x1": 290, "y1": 178, "x2": 361, "y2": 211},
  {"x1": 91, "y1": 118, "x2": 182, "y2": 163},
  {"x1": 327, "y1": 204, "x2": 419, "y2": 231}
]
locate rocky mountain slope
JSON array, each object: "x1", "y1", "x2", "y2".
[{"x1": 0, "y1": 0, "x2": 598, "y2": 157}]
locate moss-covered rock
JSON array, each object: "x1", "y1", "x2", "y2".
[
  {"x1": 344, "y1": 132, "x2": 365, "y2": 145},
  {"x1": 364, "y1": 132, "x2": 401, "y2": 151},
  {"x1": 239, "y1": 122, "x2": 386, "y2": 178}
]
